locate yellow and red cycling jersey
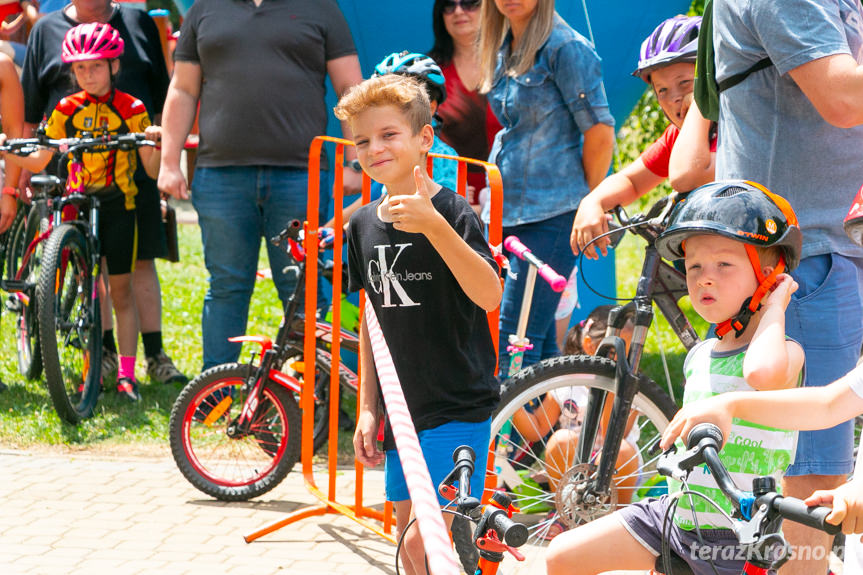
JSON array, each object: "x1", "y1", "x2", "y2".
[{"x1": 44, "y1": 89, "x2": 151, "y2": 210}]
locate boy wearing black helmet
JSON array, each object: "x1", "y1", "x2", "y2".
[
  {"x1": 547, "y1": 181, "x2": 804, "y2": 575},
  {"x1": 571, "y1": 15, "x2": 716, "y2": 260}
]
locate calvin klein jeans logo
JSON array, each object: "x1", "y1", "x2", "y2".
[{"x1": 367, "y1": 243, "x2": 430, "y2": 307}]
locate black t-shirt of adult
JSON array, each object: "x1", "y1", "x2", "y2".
[
  {"x1": 22, "y1": 5, "x2": 169, "y2": 125},
  {"x1": 173, "y1": 0, "x2": 357, "y2": 169},
  {"x1": 347, "y1": 187, "x2": 500, "y2": 451}
]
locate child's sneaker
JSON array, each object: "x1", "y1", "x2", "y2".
[
  {"x1": 146, "y1": 351, "x2": 188, "y2": 384},
  {"x1": 102, "y1": 347, "x2": 118, "y2": 380},
  {"x1": 116, "y1": 377, "x2": 140, "y2": 402}
]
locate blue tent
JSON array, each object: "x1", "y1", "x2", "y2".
[{"x1": 171, "y1": 0, "x2": 691, "y2": 323}]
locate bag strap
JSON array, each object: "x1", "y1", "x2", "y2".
[{"x1": 717, "y1": 57, "x2": 773, "y2": 92}]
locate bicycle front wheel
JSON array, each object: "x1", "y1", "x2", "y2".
[
  {"x1": 169, "y1": 363, "x2": 302, "y2": 501},
  {"x1": 485, "y1": 354, "x2": 678, "y2": 574},
  {"x1": 38, "y1": 224, "x2": 101, "y2": 424}
]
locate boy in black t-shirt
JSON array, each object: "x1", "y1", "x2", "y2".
[{"x1": 335, "y1": 74, "x2": 501, "y2": 574}]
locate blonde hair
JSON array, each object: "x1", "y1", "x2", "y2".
[
  {"x1": 334, "y1": 75, "x2": 432, "y2": 135},
  {"x1": 478, "y1": 0, "x2": 556, "y2": 93}
]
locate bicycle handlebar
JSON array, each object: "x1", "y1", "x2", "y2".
[
  {"x1": 0, "y1": 132, "x2": 155, "y2": 158},
  {"x1": 437, "y1": 446, "x2": 529, "y2": 551},
  {"x1": 658, "y1": 423, "x2": 841, "y2": 536},
  {"x1": 503, "y1": 235, "x2": 566, "y2": 292}
]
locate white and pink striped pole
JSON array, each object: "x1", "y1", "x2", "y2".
[{"x1": 363, "y1": 295, "x2": 461, "y2": 575}]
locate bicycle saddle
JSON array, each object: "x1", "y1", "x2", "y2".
[{"x1": 30, "y1": 175, "x2": 64, "y2": 196}]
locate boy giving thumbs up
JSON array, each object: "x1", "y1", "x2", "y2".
[{"x1": 335, "y1": 74, "x2": 501, "y2": 575}]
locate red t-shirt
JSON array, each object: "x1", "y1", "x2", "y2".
[
  {"x1": 437, "y1": 61, "x2": 503, "y2": 201},
  {"x1": 640, "y1": 124, "x2": 717, "y2": 178}
]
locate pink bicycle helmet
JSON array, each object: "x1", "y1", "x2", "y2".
[{"x1": 62, "y1": 22, "x2": 125, "y2": 63}]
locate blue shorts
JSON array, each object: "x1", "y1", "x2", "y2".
[
  {"x1": 784, "y1": 253, "x2": 863, "y2": 476},
  {"x1": 385, "y1": 418, "x2": 492, "y2": 505}
]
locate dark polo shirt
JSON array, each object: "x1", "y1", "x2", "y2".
[{"x1": 174, "y1": 0, "x2": 357, "y2": 169}]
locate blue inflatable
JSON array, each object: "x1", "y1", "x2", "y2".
[{"x1": 169, "y1": 0, "x2": 691, "y2": 323}]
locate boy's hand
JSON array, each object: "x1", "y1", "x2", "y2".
[
  {"x1": 762, "y1": 273, "x2": 798, "y2": 312},
  {"x1": 805, "y1": 479, "x2": 863, "y2": 535},
  {"x1": 660, "y1": 394, "x2": 734, "y2": 450},
  {"x1": 353, "y1": 410, "x2": 384, "y2": 467},
  {"x1": 144, "y1": 125, "x2": 162, "y2": 146},
  {"x1": 571, "y1": 195, "x2": 611, "y2": 259},
  {"x1": 388, "y1": 166, "x2": 442, "y2": 234}
]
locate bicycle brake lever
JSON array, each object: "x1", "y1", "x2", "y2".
[
  {"x1": 648, "y1": 193, "x2": 678, "y2": 226},
  {"x1": 656, "y1": 443, "x2": 705, "y2": 482}
]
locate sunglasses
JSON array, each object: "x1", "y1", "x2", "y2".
[{"x1": 443, "y1": 0, "x2": 481, "y2": 15}]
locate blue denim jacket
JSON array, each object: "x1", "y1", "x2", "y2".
[{"x1": 486, "y1": 15, "x2": 614, "y2": 227}]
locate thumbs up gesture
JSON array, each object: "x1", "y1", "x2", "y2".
[{"x1": 388, "y1": 165, "x2": 442, "y2": 234}]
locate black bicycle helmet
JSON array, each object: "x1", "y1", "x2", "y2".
[
  {"x1": 845, "y1": 184, "x2": 863, "y2": 246},
  {"x1": 656, "y1": 180, "x2": 802, "y2": 338},
  {"x1": 373, "y1": 51, "x2": 447, "y2": 104}
]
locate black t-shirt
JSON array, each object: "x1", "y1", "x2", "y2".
[
  {"x1": 173, "y1": 0, "x2": 356, "y2": 169},
  {"x1": 347, "y1": 188, "x2": 500, "y2": 450},
  {"x1": 22, "y1": 5, "x2": 169, "y2": 125}
]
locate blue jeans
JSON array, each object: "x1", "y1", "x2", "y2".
[
  {"x1": 785, "y1": 253, "x2": 863, "y2": 476},
  {"x1": 498, "y1": 211, "x2": 577, "y2": 374},
  {"x1": 192, "y1": 166, "x2": 326, "y2": 369}
]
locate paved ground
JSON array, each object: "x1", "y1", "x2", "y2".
[{"x1": 0, "y1": 450, "x2": 395, "y2": 575}]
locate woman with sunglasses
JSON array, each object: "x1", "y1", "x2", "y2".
[
  {"x1": 478, "y1": 0, "x2": 615, "y2": 373},
  {"x1": 429, "y1": 0, "x2": 502, "y2": 206}
]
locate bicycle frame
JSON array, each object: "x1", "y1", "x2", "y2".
[{"x1": 230, "y1": 231, "x2": 359, "y2": 436}]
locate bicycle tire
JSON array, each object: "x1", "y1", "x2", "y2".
[
  {"x1": 7, "y1": 202, "x2": 47, "y2": 379},
  {"x1": 38, "y1": 224, "x2": 101, "y2": 423},
  {"x1": 473, "y1": 354, "x2": 678, "y2": 575},
  {"x1": 281, "y1": 344, "x2": 355, "y2": 454},
  {"x1": 169, "y1": 363, "x2": 302, "y2": 501}
]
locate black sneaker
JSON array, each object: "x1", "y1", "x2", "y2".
[{"x1": 116, "y1": 377, "x2": 141, "y2": 402}]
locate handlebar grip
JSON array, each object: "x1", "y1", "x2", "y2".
[
  {"x1": 503, "y1": 235, "x2": 567, "y2": 292},
  {"x1": 773, "y1": 496, "x2": 842, "y2": 535},
  {"x1": 487, "y1": 509, "x2": 529, "y2": 548},
  {"x1": 503, "y1": 235, "x2": 531, "y2": 260},
  {"x1": 453, "y1": 445, "x2": 475, "y2": 501}
]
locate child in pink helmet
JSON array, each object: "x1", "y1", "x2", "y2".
[{"x1": 4, "y1": 22, "x2": 162, "y2": 401}]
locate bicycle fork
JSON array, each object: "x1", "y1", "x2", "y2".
[{"x1": 577, "y1": 250, "x2": 660, "y2": 503}]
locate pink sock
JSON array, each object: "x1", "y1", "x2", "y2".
[{"x1": 118, "y1": 355, "x2": 136, "y2": 381}]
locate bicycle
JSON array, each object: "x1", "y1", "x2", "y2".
[
  {"x1": 0, "y1": 150, "x2": 77, "y2": 381},
  {"x1": 654, "y1": 423, "x2": 842, "y2": 574},
  {"x1": 390, "y1": 444, "x2": 528, "y2": 575},
  {"x1": 169, "y1": 220, "x2": 360, "y2": 501},
  {"x1": 1, "y1": 131, "x2": 156, "y2": 423},
  {"x1": 481, "y1": 193, "x2": 693, "y2": 572}
]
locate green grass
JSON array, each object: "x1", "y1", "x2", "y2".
[
  {"x1": 0, "y1": 191, "x2": 705, "y2": 452},
  {"x1": 0, "y1": 222, "x2": 285, "y2": 453}
]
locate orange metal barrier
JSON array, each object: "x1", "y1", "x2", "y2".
[{"x1": 244, "y1": 136, "x2": 504, "y2": 544}]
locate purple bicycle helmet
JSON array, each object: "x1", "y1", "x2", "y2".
[{"x1": 633, "y1": 15, "x2": 701, "y2": 82}]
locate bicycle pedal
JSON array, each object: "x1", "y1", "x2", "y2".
[{"x1": 1, "y1": 279, "x2": 31, "y2": 293}]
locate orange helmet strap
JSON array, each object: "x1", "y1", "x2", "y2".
[{"x1": 715, "y1": 248, "x2": 786, "y2": 339}]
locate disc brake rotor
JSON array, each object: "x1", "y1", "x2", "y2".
[{"x1": 554, "y1": 462, "x2": 618, "y2": 527}]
